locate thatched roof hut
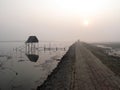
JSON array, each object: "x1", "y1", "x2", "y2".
[{"x1": 26, "y1": 36, "x2": 39, "y2": 43}]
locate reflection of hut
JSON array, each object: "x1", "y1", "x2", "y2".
[
  {"x1": 26, "y1": 54, "x2": 39, "y2": 62},
  {"x1": 25, "y1": 36, "x2": 39, "y2": 55}
]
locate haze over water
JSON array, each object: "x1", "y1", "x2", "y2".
[
  {"x1": 0, "y1": 1, "x2": 120, "y2": 90},
  {"x1": 0, "y1": 0, "x2": 120, "y2": 42}
]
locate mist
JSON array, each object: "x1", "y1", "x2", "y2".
[{"x1": 0, "y1": 0, "x2": 120, "y2": 42}]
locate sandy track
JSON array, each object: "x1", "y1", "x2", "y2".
[{"x1": 37, "y1": 42, "x2": 120, "y2": 90}]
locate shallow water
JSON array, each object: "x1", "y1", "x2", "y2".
[
  {"x1": 0, "y1": 41, "x2": 72, "y2": 90},
  {"x1": 96, "y1": 44, "x2": 120, "y2": 57}
]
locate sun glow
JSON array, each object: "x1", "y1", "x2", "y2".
[{"x1": 83, "y1": 19, "x2": 89, "y2": 26}]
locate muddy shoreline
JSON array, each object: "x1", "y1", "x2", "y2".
[
  {"x1": 37, "y1": 43, "x2": 76, "y2": 90},
  {"x1": 83, "y1": 43, "x2": 120, "y2": 77},
  {"x1": 37, "y1": 42, "x2": 120, "y2": 90}
]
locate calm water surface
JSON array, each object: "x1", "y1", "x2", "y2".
[{"x1": 0, "y1": 41, "x2": 72, "y2": 90}]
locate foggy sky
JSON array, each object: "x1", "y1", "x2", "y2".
[{"x1": 0, "y1": 0, "x2": 120, "y2": 42}]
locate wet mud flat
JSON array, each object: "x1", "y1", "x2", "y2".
[
  {"x1": 83, "y1": 43, "x2": 120, "y2": 77},
  {"x1": 37, "y1": 42, "x2": 120, "y2": 90}
]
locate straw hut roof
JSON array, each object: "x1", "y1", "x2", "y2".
[{"x1": 26, "y1": 36, "x2": 39, "y2": 43}]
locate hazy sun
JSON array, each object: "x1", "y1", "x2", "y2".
[{"x1": 83, "y1": 19, "x2": 89, "y2": 26}]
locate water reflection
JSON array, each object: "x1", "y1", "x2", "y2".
[
  {"x1": 25, "y1": 36, "x2": 39, "y2": 62},
  {"x1": 0, "y1": 41, "x2": 72, "y2": 90},
  {"x1": 26, "y1": 54, "x2": 39, "y2": 62}
]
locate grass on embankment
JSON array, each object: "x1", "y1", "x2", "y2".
[{"x1": 83, "y1": 43, "x2": 120, "y2": 77}]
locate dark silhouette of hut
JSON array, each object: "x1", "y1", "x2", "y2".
[
  {"x1": 26, "y1": 54, "x2": 39, "y2": 62},
  {"x1": 26, "y1": 36, "x2": 39, "y2": 43},
  {"x1": 25, "y1": 36, "x2": 39, "y2": 55}
]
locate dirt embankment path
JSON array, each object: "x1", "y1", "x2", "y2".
[{"x1": 37, "y1": 42, "x2": 120, "y2": 90}]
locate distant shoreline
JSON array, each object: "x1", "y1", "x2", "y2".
[
  {"x1": 0, "y1": 41, "x2": 25, "y2": 42},
  {"x1": 0, "y1": 41, "x2": 74, "y2": 43}
]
